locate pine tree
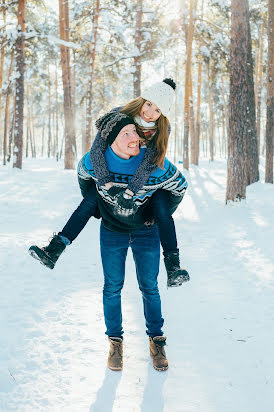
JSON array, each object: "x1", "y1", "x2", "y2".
[
  {"x1": 13, "y1": 0, "x2": 26, "y2": 169},
  {"x1": 265, "y1": 0, "x2": 273, "y2": 183}
]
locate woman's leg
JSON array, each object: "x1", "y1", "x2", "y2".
[
  {"x1": 28, "y1": 179, "x2": 99, "y2": 269},
  {"x1": 59, "y1": 179, "x2": 99, "y2": 243},
  {"x1": 149, "y1": 189, "x2": 178, "y2": 256},
  {"x1": 149, "y1": 189, "x2": 189, "y2": 287}
]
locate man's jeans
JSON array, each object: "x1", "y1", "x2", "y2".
[{"x1": 100, "y1": 223, "x2": 164, "y2": 338}]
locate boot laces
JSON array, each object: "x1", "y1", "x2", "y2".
[
  {"x1": 111, "y1": 341, "x2": 122, "y2": 356},
  {"x1": 44, "y1": 233, "x2": 63, "y2": 253}
]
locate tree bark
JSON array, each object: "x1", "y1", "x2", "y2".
[
  {"x1": 208, "y1": 63, "x2": 215, "y2": 162},
  {"x1": 85, "y1": 0, "x2": 100, "y2": 152},
  {"x1": 246, "y1": 3, "x2": 259, "y2": 185},
  {"x1": 47, "y1": 63, "x2": 52, "y2": 158},
  {"x1": 133, "y1": 0, "x2": 143, "y2": 97},
  {"x1": 7, "y1": 99, "x2": 15, "y2": 162},
  {"x1": 13, "y1": 0, "x2": 26, "y2": 169},
  {"x1": 226, "y1": 0, "x2": 249, "y2": 202},
  {"x1": 55, "y1": 62, "x2": 59, "y2": 159},
  {"x1": 0, "y1": 0, "x2": 6, "y2": 154},
  {"x1": 183, "y1": 0, "x2": 195, "y2": 170},
  {"x1": 190, "y1": 74, "x2": 196, "y2": 164},
  {"x1": 59, "y1": 0, "x2": 76, "y2": 169},
  {"x1": 194, "y1": 0, "x2": 204, "y2": 166},
  {"x1": 3, "y1": 51, "x2": 14, "y2": 165},
  {"x1": 265, "y1": 0, "x2": 273, "y2": 183},
  {"x1": 255, "y1": 22, "x2": 264, "y2": 154}
]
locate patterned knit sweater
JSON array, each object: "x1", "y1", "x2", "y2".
[
  {"x1": 78, "y1": 147, "x2": 188, "y2": 233},
  {"x1": 90, "y1": 107, "x2": 170, "y2": 194}
]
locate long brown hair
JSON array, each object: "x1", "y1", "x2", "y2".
[{"x1": 120, "y1": 97, "x2": 170, "y2": 168}]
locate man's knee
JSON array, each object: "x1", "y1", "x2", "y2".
[{"x1": 103, "y1": 281, "x2": 124, "y2": 297}]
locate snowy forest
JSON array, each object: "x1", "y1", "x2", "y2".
[
  {"x1": 0, "y1": 1, "x2": 274, "y2": 411},
  {"x1": 0, "y1": 0, "x2": 273, "y2": 198}
]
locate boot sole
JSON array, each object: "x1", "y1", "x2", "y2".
[
  {"x1": 28, "y1": 247, "x2": 55, "y2": 270},
  {"x1": 168, "y1": 274, "x2": 190, "y2": 287},
  {"x1": 153, "y1": 365, "x2": 169, "y2": 371},
  {"x1": 108, "y1": 366, "x2": 123, "y2": 371}
]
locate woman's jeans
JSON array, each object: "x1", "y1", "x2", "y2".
[
  {"x1": 149, "y1": 189, "x2": 180, "y2": 256},
  {"x1": 59, "y1": 179, "x2": 99, "y2": 242},
  {"x1": 100, "y1": 223, "x2": 164, "y2": 338}
]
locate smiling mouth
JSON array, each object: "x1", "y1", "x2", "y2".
[
  {"x1": 143, "y1": 114, "x2": 151, "y2": 120},
  {"x1": 128, "y1": 143, "x2": 139, "y2": 148}
]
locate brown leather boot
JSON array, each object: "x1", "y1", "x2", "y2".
[
  {"x1": 107, "y1": 337, "x2": 123, "y2": 371},
  {"x1": 149, "y1": 336, "x2": 168, "y2": 371}
]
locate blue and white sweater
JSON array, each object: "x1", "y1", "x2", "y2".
[{"x1": 78, "y1": 147, "x2": 188, "y2": 233}]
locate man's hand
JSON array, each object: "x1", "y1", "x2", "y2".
[{"x1": 114, "y1": 192, "x2": 138, "y2": 216}]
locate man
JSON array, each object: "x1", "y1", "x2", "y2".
[{"x1": 77, "y1": 112, "x2": 188, "y2": 371}]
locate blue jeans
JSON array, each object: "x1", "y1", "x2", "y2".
[
  {"x1": 59, "y1": 181, "x2": 100, "y2": 242},
  {"x1": 149, "y1": 189, "x2": 180, "y2": 256},
  {"x1": 100, "y1": 223, "x2": 164, "y2": 338}
]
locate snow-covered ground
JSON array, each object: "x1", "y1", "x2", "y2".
[{"x1": 0, "y1": 157, "x2": 273, "y2": 412}]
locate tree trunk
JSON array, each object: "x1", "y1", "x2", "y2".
[
  {"x1": 226, "y1": 0, "x2": 249, "y2": 202},
  {"x1": 194, "y1": 29, "x2": 203, "y2": 164},
  {"x1": 133, "y1": 0, "x2": 143, "y2": 97},
  {"x1": 85, "y1": 0, "x2": 100, "y2": 152},
  {"x1": 183, "y1": 0, "x2": 195, "y2": 170},
  {"x1": 55, "y1": 63, "x2": 59, "y2": 160},
  {"x1": 256, "y1": 22, "x2": 264, "y2": 155},
  {"x1": 26, "y1": 86, "x2": 30, "y2": 158},
  {"x1": 7, "y1": 100, "x2": 15, "y2": 162},
  {"x1": 190, "y1": 75, "x2": 196, "y2": 164},
  {"x1": 48, "y1": 63, "x2": 52, "y2": 158},
  {"x1": 13, "y1": 0, "x2": 26, "y2": 169},
  {"x1": 59, "y1": 0, "x2": 76, "y2": 169},
  {"x1": 265, "y1": 0, "x2": 273, "y2": 183},
  {"x1": 41, "y1": 120, "x2": 45, "y2": 157},
  {"x1": 30, "y1": 99, "x2": 36, "y2": 157},
  {"x1": 0, "y1": 0, "x2": 6, "y2": 155},
  {"x1": 3, "y1": 51, "x2": 14, "y2": 165},
  {"x1": 208, "y1": 63, "x2": 215, "y2": 162},
  {"x1": 246, "y1": 3, "x2": 259, "y2": 185}
]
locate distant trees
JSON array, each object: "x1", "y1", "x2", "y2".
[{"x1": 0, "y1": 0, "x2": 270, "y2": 182}]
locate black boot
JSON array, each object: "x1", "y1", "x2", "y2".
[
  {"x1": 28, "y1": 234, "x2": 66, "y2": 269},
  {"x1": 164, "y1": 251, "x2": 190, "y2": 288}
]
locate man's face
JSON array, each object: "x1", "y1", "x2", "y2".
[{"x1": 111, "y1": 124, "x2": 140, "y2": 159}]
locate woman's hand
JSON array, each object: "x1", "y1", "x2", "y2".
[{"x1": 114, "y1": 192, "x2": 138, "y2": 217}]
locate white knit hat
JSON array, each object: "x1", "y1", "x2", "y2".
[{"x1": 141, "y1": 80, "x2": 175, "y2": 117}]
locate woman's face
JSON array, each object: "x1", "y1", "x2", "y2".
[{"x1": 140, "y1": 101, "x2": 161, "y2": 122}]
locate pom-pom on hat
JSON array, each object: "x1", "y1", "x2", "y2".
[
  {"x1": 95, "y1": 111, "x2": 136, "y2": 145},
  {"x1": 141, "y1": 78, "x2": 176, "y2": 117}
]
